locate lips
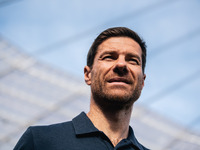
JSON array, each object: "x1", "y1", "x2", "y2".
[{"x1": 107, "y1": 77, "x2": 132, "y2": 84}]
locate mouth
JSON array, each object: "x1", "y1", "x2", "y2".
[{"x1": 107, "y1": 77, "x2": 131, "y2": 84}]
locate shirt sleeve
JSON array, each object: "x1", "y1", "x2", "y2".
[{"x1": 13, "y1": 127, "x2": 35, "y2": 150}]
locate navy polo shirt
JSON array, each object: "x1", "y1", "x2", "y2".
[{"x1": 14, "y1": 112, "x2": 149, "y2": 150}]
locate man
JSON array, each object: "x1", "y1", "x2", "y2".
[{"x1": 14, "y1": 27, "x2": 149, "y2": 150}]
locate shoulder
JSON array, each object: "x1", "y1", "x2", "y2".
[
  {"x1": 29, "y1": 120, "x2": 74, "y2": 138},
  {"x1": 14, "y1": 121, "x2": 74, "y2": 150},
  {"x1": 31, "y1": 120, "x2": 72, "y2": 130},
  {"x1": 14, "y1": 112, "x2": 88, "y2": 150}
]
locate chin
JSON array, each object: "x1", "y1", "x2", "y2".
[
  {"x1": 107, "y1": 89, "x2": 131, "y2": 97},
  {"x1": 104, "y1": 92, "x2": 134, "y2": 103},
  {"x1": 102, "y1": 95, "x2": 134, "y2": 111}
]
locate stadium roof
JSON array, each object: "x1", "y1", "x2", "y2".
[
  {"x1": 1, "y1": 1, "x2": 200, "y2": 149},
  {"x1": 0, "y1": 36, "x2": 200, "y2": 150}
]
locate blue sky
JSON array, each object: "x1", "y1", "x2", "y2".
[{"x1": 0, "y1": 0, "x2": 200, "y2": 132}]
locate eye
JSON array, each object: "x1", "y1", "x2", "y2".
[
  {"x1": 102, "y1": 55, "x2": 116, "y2": 61},
  {"x1": 128, "y1": 58, "x2": 139, "y2": 65}
]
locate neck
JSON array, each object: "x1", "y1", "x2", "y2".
[{"x1": 87, "y1": 98, "x2": 133, "y2": 147}]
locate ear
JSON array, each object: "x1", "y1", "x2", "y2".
[
  {"x1": 84, "y1": 66, "x2": 91, "y2": 85},
  {"x1": 142, "y1": 74, "x2": 146, "y2": 87}
]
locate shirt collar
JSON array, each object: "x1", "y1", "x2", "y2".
[
  {"x1": 72, "y1": 112, "x2": 99, "y2": 135},
  {"x1": 72, "y1": 112, "x2": 145, "y2": 150},
  {"x1": 128, "y1": 127, "x2": 146, "y2": 150}
]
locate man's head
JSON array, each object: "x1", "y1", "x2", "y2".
[
  {"x1": 84, "y1": 27, "x2": 146, "y2": 110},
  {"x1": 87, "y1": 27, "x2": 147, "y2": 73}
]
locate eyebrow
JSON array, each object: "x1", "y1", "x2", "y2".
[
  {"x1": 98, "y1": 50, "x2": 116, "y2": 58},
  {"x1": 99, "y1": 50, "x2": 141, "y2": 61}
]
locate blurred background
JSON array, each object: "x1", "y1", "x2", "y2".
[{"x1": 0, "y1": 0, "x2": 200, "y2": 149}]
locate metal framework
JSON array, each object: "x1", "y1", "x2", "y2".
[{"x1": 0, "y1": 37, "x2": 200, "y2": 150}]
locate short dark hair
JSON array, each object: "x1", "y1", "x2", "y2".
[{"x1": 87, "y1": 27, "x2": 147, "y2": 73}]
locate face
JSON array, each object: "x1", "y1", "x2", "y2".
[{"x1": 84, "y1": 37, "x2": 146, "y2": 108}]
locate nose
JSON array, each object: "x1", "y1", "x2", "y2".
[{"x1": 113, "y1": 57, "x2": 128, "y2": 75}]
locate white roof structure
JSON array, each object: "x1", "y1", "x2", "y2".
[{"x1": 0, "y1": 37, "x2": 200, "y2": 150}]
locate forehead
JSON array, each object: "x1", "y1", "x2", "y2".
[{"x1": 97, "y1": 37, "x2": 142, "y2": 56}]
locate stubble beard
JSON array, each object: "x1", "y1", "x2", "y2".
[{"x1": 91, "y1": 76, "x2": 143, "y2": 111}]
